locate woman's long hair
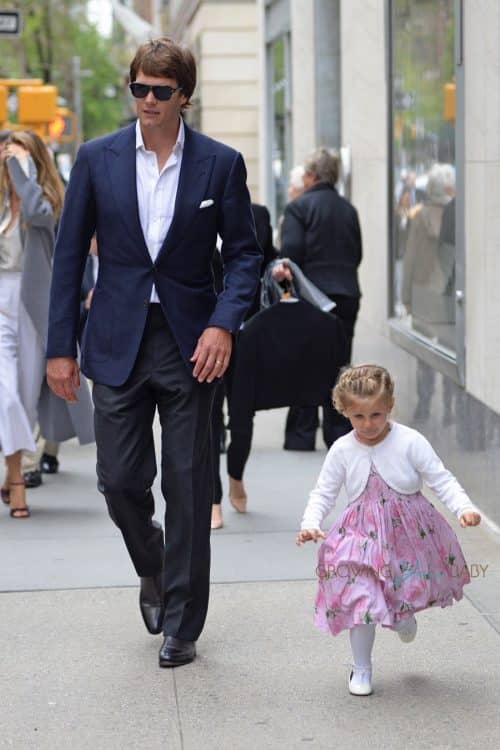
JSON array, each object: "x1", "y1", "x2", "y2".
[{"x1": 1, "y1": 130, "x2": 65, "y2": 219}]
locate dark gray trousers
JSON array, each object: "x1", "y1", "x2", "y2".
[{"x1": 93, "y1": 305, "x2": 216, "y2": 641}]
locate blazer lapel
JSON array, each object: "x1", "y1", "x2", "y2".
[
  {"x1": 105, "y1": 124, "x2": 150, "y2": 261},
  {"x1": 156, "y1": 123, "x2": 215, "y2": 261}
]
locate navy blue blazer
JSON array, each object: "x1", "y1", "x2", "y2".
[{"x1": 47, "y1": 122, "x2": 262, "y2": 386}]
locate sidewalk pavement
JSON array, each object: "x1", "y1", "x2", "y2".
[{"x1": 1, "y1": 401, "x2": 500, "y2": 748}]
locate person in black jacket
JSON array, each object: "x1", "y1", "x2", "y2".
[
  {"x1": 210, "y1": 203, "x2": 277, "y2": 529},
  {"x1": 275, "y1": 147, "x2": 362, "y2": 450},
  {"x1": 247, "y1": 203, "x2": 276, "y2": 317}
]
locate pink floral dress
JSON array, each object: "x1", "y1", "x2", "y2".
[{"x1": 314, "y1": 465, "x2": 470, "y2": 636}]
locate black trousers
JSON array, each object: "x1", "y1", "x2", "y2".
[
  {"x1": 93, "y1": 305, "x2": 216, "y2": 641},
  {"x1": 226, "y1": 426, "x2": 253, "y2": 481},
  {"x1": 284, "y1": 294, "x2": 360, "y2": 451},
  {"x1": 211, "y1": 380, "x2": 225, "y2": 505},
  {"x1": 211, "y1": 355, "x2": 240, "y2": 502}
]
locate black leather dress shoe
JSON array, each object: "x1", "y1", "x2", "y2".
[
  {"x1": 41, "y1": 453, "x2": 59, "y2": 474},
  {"x1": 139, "y1": 574, "x2": 165, "y2": 635},
  {"x1": 159, "y1": 636, "x2": 196, "y2": 668},
  {"x1": 23, "y1": 470, "x2": 43, "y2": 488}
]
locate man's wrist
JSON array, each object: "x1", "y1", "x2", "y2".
[
  {"x1": 208, "y1": 325, "x2": 232, "y2": 335},
  {"x1": 47, "y1": 355, "x2": 78, "y2": 363}
]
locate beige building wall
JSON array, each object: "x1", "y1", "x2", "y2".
[
  {"x1": 289, "y1": 0, "x2": 316, "y2": 167},
  {"x1": 463, "y1": 2, "x2": 500, "y2": 412},
  {"x1": 169, "y1": 1, "x2": 261, "y2": 201},
  {"x1": 340, "y1": 0, "x2": 388, "y2": 336}
]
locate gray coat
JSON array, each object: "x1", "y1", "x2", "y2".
[{"x1": 7, "y1": 155, "x2": 94, "y2": 445}]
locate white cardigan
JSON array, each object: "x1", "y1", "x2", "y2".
[{"x1": 301, "y1": 422, "x2": 476, "y2": 530}]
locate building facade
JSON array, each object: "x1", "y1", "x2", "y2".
[
  {"x1": 261, "y1": 0, "x2": 341, "y2": 222},
  {"x1": 261, "y1": 0, "x2": 500, "y2": 530},
  {"x1": 169, "y1": 0, "x2": 262, "y2": 201}
]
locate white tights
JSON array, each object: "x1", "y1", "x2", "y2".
[{"x1": 349, "y1": 624, "x2": 376, "y2": 668}]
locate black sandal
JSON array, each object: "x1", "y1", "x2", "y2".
[
  {"x1": 10, "y1": 505, "x2": 30, "y2": 518},
  {"x1": 8, "y1": 481, "x2": 30, "y2": 518}
]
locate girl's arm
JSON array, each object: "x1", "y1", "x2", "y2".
[
  {"x1": 410, "y1": 433, "x2": 477, "y2": 518},
  {"x1": 6, "y1": 155, "x2": 55, "y2": 230},
  {"x1": 300, "y1": 446, "x2": 346, "y2": 531}
]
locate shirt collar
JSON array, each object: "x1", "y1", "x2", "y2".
[{"x1": 135, "y1": 117, "x2": 185, "y2": 153}]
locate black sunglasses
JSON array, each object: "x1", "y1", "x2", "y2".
[{"x1": 129, "y1": 82, "x2": 182, "y2": 101}]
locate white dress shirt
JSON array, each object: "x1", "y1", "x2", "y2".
[
  {"x1": 301, "y1": 422, "x2": 476, "y2": 530},
  {"x1": 135, "y1": 118, "x2": 185, "y2": 303},
  {"x1": 91, "y1": 254, "x2": 99, "y2": 284}
]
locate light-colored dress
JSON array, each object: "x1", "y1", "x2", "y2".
[
  {"x1": 314, "y1": 464, "x2": 470, "y2": 636},
  {"x1": 0, "y1": 216, "x2": 37, "y2": 455}
]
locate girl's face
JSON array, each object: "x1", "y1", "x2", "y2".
[{"x1": 343, "y1": 394, "x2": 393, "y2": 446}]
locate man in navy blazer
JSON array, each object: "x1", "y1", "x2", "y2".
[{"x1": 46, "y1": 38, "x2": 262, "y2": 668}]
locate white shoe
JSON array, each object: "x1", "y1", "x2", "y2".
[
  {"x1": 396, "y1": 615, "x2": 417, "y2": 643},
  {"x1": 348, "y1": 665, "x2": 373, "y2": 696}
]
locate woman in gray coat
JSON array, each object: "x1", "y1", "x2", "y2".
[{"x1": 0, "y1": 131, "x2": 94, "y2": 517}]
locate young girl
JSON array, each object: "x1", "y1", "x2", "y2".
[{"x1": 296, "y1": 364, "x2": 481, "y2": 696}]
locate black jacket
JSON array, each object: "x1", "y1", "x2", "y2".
[
  {"x1": 252, "y1": 203, "x2": 276, "y2": 269},
  {"x1": 213, "y1": 202, "x2": 277, "y2": 317},
  {"x1": 229, "y1": 299, "x2": 348, "y2": 435},
  {"x1": 280, "y1": 182, "x2": 362, "y2": 298}
]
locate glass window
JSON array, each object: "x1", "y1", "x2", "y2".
[
  {"x1": 391, "y1": 0, "x2": 457, "y2": 354},
  {"x1": 270, "y1": 34, "x2": 292, "y2": 222}
]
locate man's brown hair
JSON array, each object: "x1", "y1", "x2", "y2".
[{"x1": 130, "y1": 37, "x2": 196, "y2": 107}]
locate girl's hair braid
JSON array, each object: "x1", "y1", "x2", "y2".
[{"x1": 332, "y1": 364, "x2": 395, "y2": 415}]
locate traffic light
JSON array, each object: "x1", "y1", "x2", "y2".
[
  {"x1": 0, "y1": 85, "x2": 7, "y2": 125},
  {"x1": 48, "y1": 107, "x2": 76, "y2": 142},
  {"x1": 18, "y1": 84, "x2": 57, "y2": 124},
  {"x1": 443, "y1": 82, "x2": 456, "y2": 122}
]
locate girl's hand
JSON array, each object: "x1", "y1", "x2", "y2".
[
  {"x1": 296, "y1": 528, "x2": 326, "y2": 546},
  {"x1": 459, "y1": 511, "x2": 481, "y2": 528},
  {"x1": 4, "y1": 143, "x2": 29, "y2": 161}
]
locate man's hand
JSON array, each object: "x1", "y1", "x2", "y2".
[
  {"x1": 295, "y1": 528, "x2": 326, "y2": 546},
  {"x1": 47, "y1": 357, "x2": 80, "y2": 402},
  {"x1": 459, "y1": 511, "x2": 481, "y2": 528},
  {"x1": 272, "y1": 259, "x2": 293, "y2": 283},
  {"x1": 190, "y1": 326, "x2": 232, "y2": 383}
]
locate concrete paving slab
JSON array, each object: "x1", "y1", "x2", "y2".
[
  {"x1": 0, "y1": 588, "x2": 181, "y2": 750},
  {"x1": 177, "y1": 581, "x2": 500, "y2": 750},
  {"x1": 1, "y1": 582, "x2": 498, "y2": 750}
]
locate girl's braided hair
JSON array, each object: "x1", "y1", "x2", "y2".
[{"x1": 332, "y1": 364, "x2": 395, "y2": 415}]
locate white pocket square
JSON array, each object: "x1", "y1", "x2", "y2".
[{"x1": 199, "y1": 199, "x2": 214, "y2": 209}]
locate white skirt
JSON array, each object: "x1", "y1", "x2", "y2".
[{"x1": 0, "y1": 272, "x2": 37, "y2": 456}]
